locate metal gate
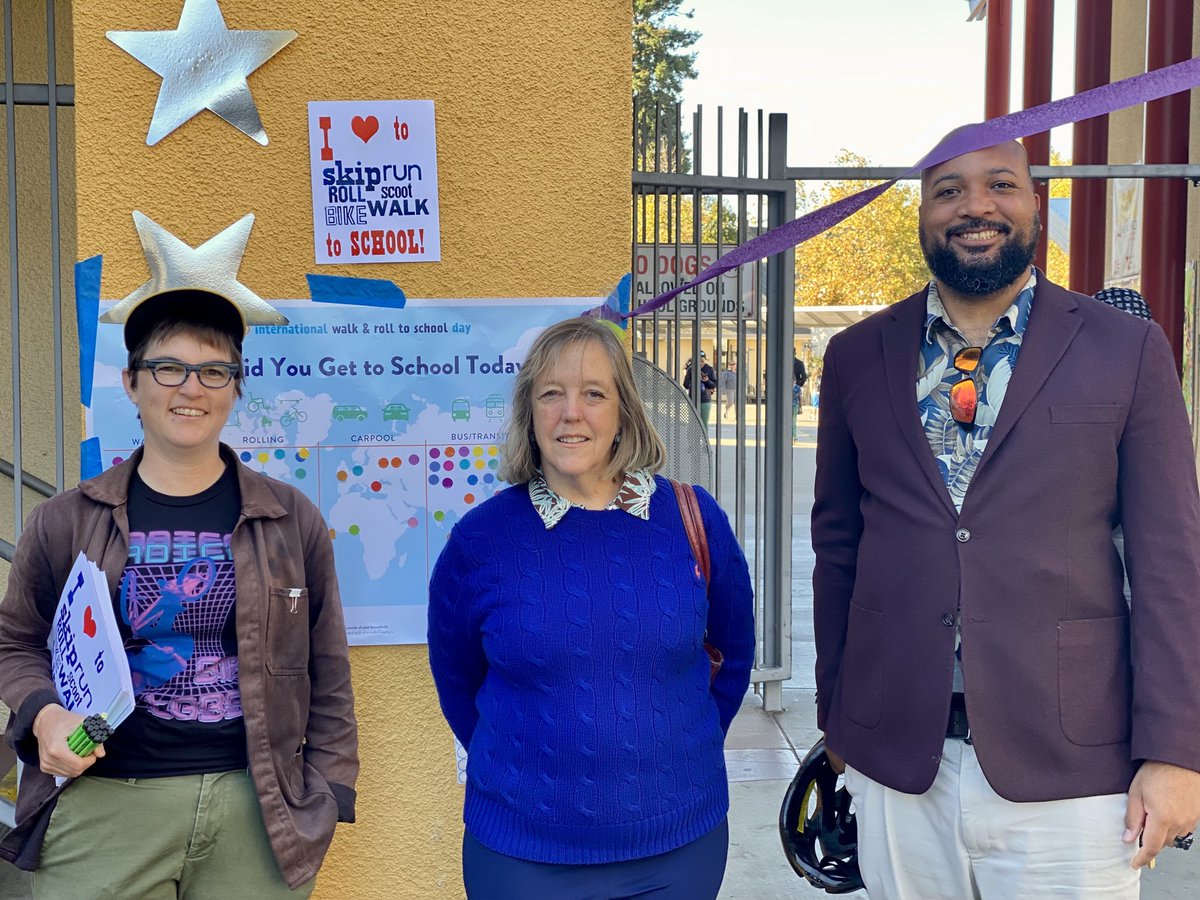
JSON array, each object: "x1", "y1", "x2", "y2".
[
  {"x1": 0, "y1": 0, "x2": 75, "y2": 831},
  {"x1": 632, "y1": 100, "x2": 794, "y2": 710},
  {"x1": 0, "y1": 0, "x2": 75, "y2": 563}
]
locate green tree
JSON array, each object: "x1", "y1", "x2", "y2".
[
  {"x1": 1045, "y1": 149, "x2": 1070, "y2": 287},
  {"x1": 794, "y1": 152, "x2": 929, "y2": 306},
  {"x1": 633, "y1": 0, "x2": 698, "y2": 173}
]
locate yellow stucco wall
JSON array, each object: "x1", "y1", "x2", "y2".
[{"x1": 71, "y1": 2, "x2": 629, "y2": 896}]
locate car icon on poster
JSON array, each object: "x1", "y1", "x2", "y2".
[{"x1": 383, "y1": 402, "x2": 410, "y2": 422}]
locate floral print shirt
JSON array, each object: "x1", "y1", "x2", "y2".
[
  {"x1": 527, "y1": 468, "x2": 657, "y2": 529},
  {"x1": 918, "y1": 272, "x2": 1036, "y2": 512}
]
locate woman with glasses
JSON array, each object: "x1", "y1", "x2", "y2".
[{"x1": 0, "y1": 288, "x2": 358, "y2": 898}]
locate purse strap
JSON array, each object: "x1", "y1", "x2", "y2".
[{"x1": 670, "y1": 479, "x2": 710, "y2": 588}]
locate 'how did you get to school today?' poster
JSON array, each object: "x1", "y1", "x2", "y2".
[{"x1": 87, "y1": 299, "x2": 591, "y2": 645}]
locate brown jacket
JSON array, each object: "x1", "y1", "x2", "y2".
[{"x1": 0, "y1": 446, "x2": 358, "y2": 888}]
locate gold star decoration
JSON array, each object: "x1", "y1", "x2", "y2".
[
  {"x1": 100, "y1": 211, "x2": 287, "y2": 327},
  {"x1": 108, "y1": 0, "x2": 296, "y2": 146}
]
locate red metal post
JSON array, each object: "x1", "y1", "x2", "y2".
[
  {"x1": 985, "y1": 0, "x2": 1012, "y2": 120},
  {"x1": 1069, "y1": 0, "x2": 1112, "y2": 295},
  {"x1": 1022, "y1": 0, "x2": 1054, "y2": 274},
  {"x1": 1142, "y1": 0, "x2": 1193, "y2": 374}
]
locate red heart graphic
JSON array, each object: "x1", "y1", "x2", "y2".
[
  {"x1": 351, "y1": 115, "x2": 379, "y2": 143},
  {"x1": 83, "y1": 606, "x2": 97, "y2": 639}
]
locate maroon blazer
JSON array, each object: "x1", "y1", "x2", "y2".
[{"x1": 812, "y1": 275, "x2": 1200, "y2": 802}]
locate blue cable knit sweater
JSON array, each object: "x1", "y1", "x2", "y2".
[{"x1": 428, "y1": 476, "x2": 755, "y2": 865}]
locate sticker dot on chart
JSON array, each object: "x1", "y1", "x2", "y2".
[
  {"x1": 430, "y1": 447, "x2": 441, "y2": 459},
  {"x1": 433, "y1": 510, "x2": 445, "y2": 522},
  {"x1": 258, "y1": 452, "x2": 269, "y2": 463},
  {"x1": 408, "y1": 454, "x2": 419, "y2": 465},
  {"x1": 337, "y1": 470, "x2": 348, "y2": 481},
  {"x1": 352, "y1": 465, "x2": 364, "y2": 476},
  {"x1": 441, "y1": 477, "x2": 453, "y2": 488},
  {"x1": 348, "y1": 524, "x2": 361, "y2": 536},
  {"x1": 391, "y1": 456, "x2": 402, "y2": 467},
  {"x1": 370, "y1": 481, "x2": 382, "y2": 492},
  {"x1": 274, "y1": 449, "x2": 286, "y2": 460},
  {"x1": 407, "y1": 517, "x2": 419, "y2": 527}
]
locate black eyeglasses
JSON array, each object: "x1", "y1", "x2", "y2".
[{"x1": 134, "y1": 358, "x2": 239, "y2": 389}]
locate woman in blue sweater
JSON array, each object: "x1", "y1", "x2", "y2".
[{"x1": 428, "y1": 317, "x2": 755, "y2": 899}]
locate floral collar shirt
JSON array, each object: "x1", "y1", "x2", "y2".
[
  {"x1": 528, "y1": 468, "x2": 657, "y2": 529},
  {"x1": 918, "y1": 271, "x2": 1037, "y2": 513}
]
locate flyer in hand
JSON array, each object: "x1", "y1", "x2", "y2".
[{"x1": 49, "y1": 552, "x2": 135, "y2": 729}]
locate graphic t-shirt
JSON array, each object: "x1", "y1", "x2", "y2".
[{"x1": 90, "y1": 464, "x2": 248, "y2": 777}]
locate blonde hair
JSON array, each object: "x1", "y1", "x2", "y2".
[{"x1": 499, "y1": 317, "x2": 666, "y2": 485}]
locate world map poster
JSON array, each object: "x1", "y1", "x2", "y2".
[{"x1": 88, "y1": 298, "x2": 591, "y2": 645}]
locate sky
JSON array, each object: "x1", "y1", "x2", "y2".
[{"x1": 679, "y1": 0, "x2": 1080, "y2": 171}]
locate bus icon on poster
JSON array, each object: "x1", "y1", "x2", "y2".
[{"x1": 451, "y1": 398, "x2": 471, "y2": 421}]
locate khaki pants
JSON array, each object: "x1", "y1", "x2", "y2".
[
  {"x1": 845, "y1": 739, "x2": 1139, "y2": 900},
  {"x1": 33, "y1": 770, "x2": 314, "y2": 900}
]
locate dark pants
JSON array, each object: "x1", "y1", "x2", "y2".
[{"x1": 462, "y1": 819, "x2": 729, "y2": 900}]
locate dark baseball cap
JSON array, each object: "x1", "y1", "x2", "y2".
[{"x1": 122, "y1": 288, "x2": 247, "y2": 352}]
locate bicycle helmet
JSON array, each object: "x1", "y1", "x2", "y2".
[{"x1": 779, "y1": 738, "x2": 864, "y2": 894}]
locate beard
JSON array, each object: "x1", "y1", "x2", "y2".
[{"x1": 921, "y1": 214, "x2": 1041, "y2": 297}]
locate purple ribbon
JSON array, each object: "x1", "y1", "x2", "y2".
[{"x1": 620, "y1": 56, "x2": 1200, "y2": 320}]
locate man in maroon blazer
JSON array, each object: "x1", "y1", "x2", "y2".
[{"x1": 812, "y1": 139, "x2": 1200, "y2": 898}]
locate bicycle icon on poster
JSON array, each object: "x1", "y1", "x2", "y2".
[{"x1": 236, "y1": 395, "x2": 309, "y2": 428}]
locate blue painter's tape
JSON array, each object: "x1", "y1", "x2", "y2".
[
  {"x1": 611, "y1": 272, "x2": 631, "y2": 316},
  {"x1": 80, "y1": 437, "x2": 102, "y2": 481},
  {"x1": 306, "y1": 274, "x2": 406, "y2": 308},
  {"x1": 75, "y1": 255, "x2": 102, "y2": 407},
  {"x1": 583, "y1": 273, "x2": 632, "y2": 325}
]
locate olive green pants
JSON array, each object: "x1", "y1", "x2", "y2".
[{"x1": 33, "y1": 770, "x2": 314, "y2": 900}]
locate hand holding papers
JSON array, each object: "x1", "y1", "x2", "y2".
[{"x1": 50, "y1": 553, "x2": 134, "y2": 754}]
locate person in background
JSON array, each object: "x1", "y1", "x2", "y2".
[
  {"x1": 0, "y1": 288, "x2": 358, "y2": 898},
  {"x1": 792, "y1": 354, "x2": 808, "y2": 443},
  {"x1": 1094, "y1": 286, "x2": 1153, "y2": 321},
  {"x1": 720, "y1": 360, "x2": 738, "y2": 420},
  {"x1": 812, "y1": 139, "x2": 1200, "y2": 899},
  {"x1": 683, "y1": 350, "x2": 718, "y2": 429},
  {"x1": 428, "y1": 316, "x2": 754, "y2": 900}
]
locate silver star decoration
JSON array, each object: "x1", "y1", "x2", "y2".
[
  {"x1": 100, "y1": 211, "x2": 288, "y2": 327},
  {"x1": 108, "y1": 0, "x2": 296, "y2": 146}
]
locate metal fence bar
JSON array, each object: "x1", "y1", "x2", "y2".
[
  {"x1": 0, "y1": 457, "x2": 55, "y2": 498},
  {"x1": 4, "y1": 0, "x2": 23, "y2": 539},
  {"x1": 759, "y1": 113, "x2": 794, "y2": 712},
  {"x1": 47, "y1": 0, "x2": 64, "y2": 490},
  {"x1": 0, "y1": 82, "x2": 73, "y2": 105}
]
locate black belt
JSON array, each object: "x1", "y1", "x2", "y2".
[{"x1": 947, "y1": 694, "x2": 971, "y2": 742}]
